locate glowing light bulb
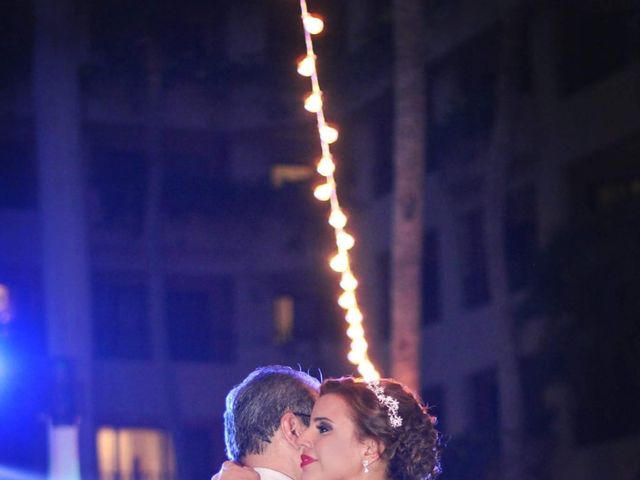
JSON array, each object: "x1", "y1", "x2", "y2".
[
  {"x1": 347, "y1": 322, "x2": 364, "y2": 339},
  {"x1": 346, "y1": 307, "x2": 363, "y2": 324},
  {"x1": 348, "y1": 349, "x2": 365, "y2": 365},
  {"x1": 340, "y1": 271, "x2": 358, "y2": 291},
  {"x1": 351, "y1": 337, "x2": 368, "y2": 356},
  {"x1": 338, "y1": 291, "x2": 356, "y2": 310},
  {"x1": 304, "y1": 92, "x2": 323, "y2": 113},
  {"x1": 358, "y1": 360, "x2": 380, "y2": 380},
  {"x1": 316, "y1": 155, "x2": 335, "y2": 176},
  {"x1": 297, "y1": 55, "x2": 315, "y2": 77},
  {"x1": 313, "y1": 183, "x2": 333, "y2": 201},
  {"x1": 303, "y1": 14, "x2": 324, "y2": 34},
  {"x1": 297, "y1": 0, "x2": 380, "y2": 387},
  {"x1": 330, "y1": 252, "x2": 349, "y2": 272},
  {"x1": 336, "y1": 231, "x2": 355, "y2": 250},
  {"x1": 319, "y1": 124, "x2": 339, "y2": 144},
  {"x1": 328, "y1": 209, "x2": 347, "y2": 229}
]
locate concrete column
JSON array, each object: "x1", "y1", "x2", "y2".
[{"x1": 33, "y1": 0, "x2": 94, "y2": 477}]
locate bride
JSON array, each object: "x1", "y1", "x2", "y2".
[{"x1": 296, "y1": 376, "x2": 442, "y2": 480}]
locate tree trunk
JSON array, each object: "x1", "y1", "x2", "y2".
[{"x1": 390, "y1": 0, "x2": 426, "y2": 392}]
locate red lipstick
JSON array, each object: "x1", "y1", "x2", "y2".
[{"x1": 301, "y1": 454, "x2": 316, "y2": 467}]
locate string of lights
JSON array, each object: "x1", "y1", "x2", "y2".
[{"x1": 297, "y1": 0, "x2": 380, "y2": 381}]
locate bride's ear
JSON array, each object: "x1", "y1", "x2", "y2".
[
  {"x1": 362, "y1": 437, "x2": 384, "y2": 463},
  {"x1": 280, "y1": 412, "x2": 304, "y2": 446}
]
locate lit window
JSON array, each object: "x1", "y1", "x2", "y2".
[
  {"x1": 270, "y1": 165, "x2": 313, "y2": 189},
  {"x1": 0, "y1": 284, "x2": 11, "y2": 325},
  {"x1": 97, "y1": 427, "x2": 175, "y2": 480},
  {"x1": 273, "y1": 295, "x2": 294, "y2": 344}
]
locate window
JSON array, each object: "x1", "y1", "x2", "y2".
[
  {"x1": 0, "y1": 3, "x2": 33, "y2": 86},
  {"x1": 468, "y1": 369, "x2": 500, "y2": 449},
  {"x1": 458, "y1": 210, "x2": 490, "y2": 308},
  {"x1": 273, "y1": 295, "x2": 295, "y2": 345},
  {"x1": 338, "y1": 91, "x2": 393, "y2": 201},
  {"x1": 371, "y1": 90, "x2": 394, "y2": 198},
  {"x1": 422, "y1": 230, "x2": 441, "y2": 323},
  {"x1": 270, "y1": 165, "x2": 313, "y2": 190},
  {"x1": 0, "y1": 142, "x2": 36, "y2": 209},
  {"x1": 89, "y1": 1, "x2": 228, "y2": 85},
  {"x1": 519, "y1": 356, "x2": 553, "y2": 438},
  {"x1": 514, "y1": 16, "x2": 533, "y2": 94},
  {"x1": 426, "y1": 27, "x2": 499, "y2": 171},
  {"x1": 557, "y1": 2, "x2": 636, "y2": 96},
  {"x1": 562, "y1": 137, "x2": 640, "y2": 445},
  {"x1": 504, "y1": 185, "x2": 537, "y2": 291},
  {"x1": 0, "y1": 284, "x2": 11, "y2": 325},
  {"x1": 268, "y1": 270, "x2": 342, "y2": 344},
  {"x1": 92, "y1": 274, "x2": 151, "y2": 360},
  {"x1": 165, "y1": 276, "x2": 235, "y2": 363},
  {"x1": 97, "y1": 427, "x2": 175, "y2": 480},
  {"x1": 424, "y1": 0, "x2": 460, "y2": 21},
  {"x1": 592, "y1": 176, "x2": 640, "y2": 213},
  {"x1": 347, "y1": 0, "x2": 392, "y2": 82},
  {"x1": 90, "y1": 149, "x2": 148, "y2": 233},
  {"x1": 161, "y1": 145, "x2": 231, "y2": 219}
]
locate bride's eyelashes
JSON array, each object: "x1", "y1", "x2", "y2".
[{"x1": 316, "y1": 421, "x2": 332, "y2": 434}]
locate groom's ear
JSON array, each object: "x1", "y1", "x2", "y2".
[{"x1": 280, "y1": 411, "x2": 303, "y2": 446}]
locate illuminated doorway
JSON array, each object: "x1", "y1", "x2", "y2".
[{"x1": 96, "y1": 427, "x2": 175, "y2": 480}]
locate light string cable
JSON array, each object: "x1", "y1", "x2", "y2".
[{"x1": 297, "y1": 0, "x2": 380, "y2": 381}]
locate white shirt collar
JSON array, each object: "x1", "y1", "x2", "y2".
[{"x1": 253, "y1": 467, "x2": 295, "y2": 480}]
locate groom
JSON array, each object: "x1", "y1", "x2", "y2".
[{"x1": 218, "y1": 365, "x2": 320, "y2": 480}]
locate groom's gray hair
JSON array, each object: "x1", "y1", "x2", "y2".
[{"x1": 224, "y1": 365, "x2": 320, "y2": 461}]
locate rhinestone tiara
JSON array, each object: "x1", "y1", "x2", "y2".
[{"x1": 366, "y1": 380, "x2": 403, "y2": 428}]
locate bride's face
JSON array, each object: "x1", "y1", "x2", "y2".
[{"x1": 296, "y1": 393, "x2": 368, "y2": 480}]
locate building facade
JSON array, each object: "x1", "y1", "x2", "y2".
[
  {"x1": 0, "y1": 0, "x2": 638, "y2": 479},
  {"x1": 341, "y1": 1, "x2": 640, "y2": 479}
]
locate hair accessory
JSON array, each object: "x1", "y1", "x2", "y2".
[
  {"x1": 363, "y1": 459, "x2": 369, "y2": 473},
  {"x1": 366, "y1": 381, "x2": 403, "y2": 428}
]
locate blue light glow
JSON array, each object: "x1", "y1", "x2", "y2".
[
  {"x1": 0, "y1": 349, "x2": 7, "y2": 384},
  {"x1": 0, "y1": 465, "x2": 44, "y2": 480}
]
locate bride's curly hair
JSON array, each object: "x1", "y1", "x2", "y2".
[{"x1": 321, "y1": 377, "x2": 442, "y2": 480}]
